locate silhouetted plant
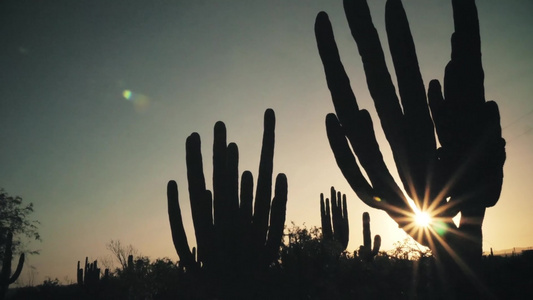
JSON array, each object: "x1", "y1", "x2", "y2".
[
  {"x1": 0, "y1": 189, "x2": 39, "y2": 300},
  {"x1": 315, "y1": 0, "x2": 505, "y2": 294},
  {"x1": 358, "y1": 212, "x2": 381, "y2": 262},
  {"x1": 389, "y1": 237, "x2": 431, "y2": 261},
  {"x1": 105, "y1": 240, "x2": 138, "y2": 271},
  {"x1": 76, "y1": 257, "x2": 106, "y2": 287},
  {"x1": 167, "y1": 109, "x2": 288, "y2": 283},
  {"x1": 0, "y1": 231, "x2": 24, "y2": 300},
  {"x1": 320, "y1": 187, "x2": 349, "y2": 252}
]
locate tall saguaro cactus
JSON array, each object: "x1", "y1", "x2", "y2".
[
  {"x1": 0, "y1": 232, "x2": 24, "y2": 300},
  {"x1": 320, "y1": 187, "x2": 349, "y2": 250},
  {"x1": 167, "y1": 109, "x2": 288, "y2": 278},
  {"x1": 315, "y1": 0, "x2": 505, "y2": 285}
]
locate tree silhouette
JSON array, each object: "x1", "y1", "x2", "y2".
[
  {"x1": 0, "y1": 189, "x2": 40, "y2": 300},
  {"x1": 315, "y1": 0, "x2": 505, "y2": 296}
]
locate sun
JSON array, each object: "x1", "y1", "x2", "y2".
[{"x1": 415, "y1": 211, "x2": 432, "y2": 227}]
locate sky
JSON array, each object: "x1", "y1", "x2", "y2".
[{"x1": 1, "y1": 0, "x2": 532, "y2": 285}]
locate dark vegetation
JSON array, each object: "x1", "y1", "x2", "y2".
[
  {"x1": 5, "y1": 228, "x2": 533, "y2": 299},
  {"x1": 1, "y1": 189, "x2": 40, "y2": 300}
]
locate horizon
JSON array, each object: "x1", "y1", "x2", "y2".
[{"x1": 1, "y1": 0, "x2": 532, "y2": 285}]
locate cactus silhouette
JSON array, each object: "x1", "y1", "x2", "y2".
[
  {"x1": 358, "y1": 212, "x2": 381, "y2": 262},
  {"x1": 315, "y1": 0, "x2": 505, "y2": 291},
  {"x1": 0, "y1": 231, "x2": 24, "y2": 300},
  {"x1": 77, "y1": 257, "x2": 102, "y2": 286},
  {"x1": 320, "y1": 187, "x2": 348, "y2": 250},
  {"x1": 167, "y1": 109, "x2": 288, "y2": 279}
]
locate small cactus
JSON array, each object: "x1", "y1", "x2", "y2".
[
  {"x1": 358, "y1": 212, "x2": 381, "y2": 262},
  {"x1": 320, "y1": 187, "x2": 349, "y2": 250}
]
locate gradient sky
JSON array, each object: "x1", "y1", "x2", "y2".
[{"x1": 1, "y1": 0, "x2": 532, "y2": 284}]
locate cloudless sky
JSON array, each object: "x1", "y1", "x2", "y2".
[{"x1": 1, "y1": 0, "x2": 532, "y2": 284}]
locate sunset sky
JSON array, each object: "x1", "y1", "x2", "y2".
[{"x1": 1, "y1": 0, "x2": 532, "y2": 284}]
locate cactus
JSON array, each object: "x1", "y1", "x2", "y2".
[
  {"x1": 77, "y1": 261, "x2": 83, "y2": 285},
  {"x1": 76, "y1": 257, "x2": 106, "y2": 286},
  {"x1": 127, "y1": 254, "x2": 134, "y2": 270},
  {"x1": 0, "y1": 231, "x2": 24, "y2": 300},
  {"x1": 315, "y1": 0, "x2": 505, "y2": 281},
  {"x1": 167, "y1": 109, "x2": 288, "y2": 278},
  {"x1": 320, "y1": 187, "x2": 349, "y2": 250},
  {"x1": 358, "y1": 212, "x2": 381, "y2": 262}
]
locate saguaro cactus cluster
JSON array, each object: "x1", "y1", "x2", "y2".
[
  {"x1": 358, "y1": 212, "x2": 381, "y2": 262},
  {"x1": 167, "y1": 109, "x2": 288, "y2": 278},
  {"x1": 320, "y1": 187, "x2": 348, "y2": 251},
  {"x1": 77, "y1": 257, "x2": 107, "y2": 286},
  {"x1": 315, "y1": 0, "x2": 505, "y2": 281},
  {"x1": 0, "y1": 232, "x2": 24, "y2": 300}
]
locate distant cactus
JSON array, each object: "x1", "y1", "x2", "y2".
[
  {"x1": 320, "y1": 187, "x2": 349, "y2": 251},
  {"x1": 0, "y1": 231, "x2": 24, "y2": 300},
  {"x1": 76, "y1": 261, "x2": 83, "y2": 285},
  {"x1": 358, "y1": 212, "x2": 381, "y2": 262},
  {"x1": 76, "y1": 257, "x2": 107, "y2": 286},
  {"x1": 127, "y1": 254, "x2": 133, "y2": 270},
  {"x1": 167, "y1": 109, "x2": 288, "y2": 278}
]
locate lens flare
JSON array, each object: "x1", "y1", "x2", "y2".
[
  {"x1": 415, "y1": 211, "x2": 431, "y2": 227},
  {"x1": 433, "y1": 220, "x2": 449, "y2": 236},
  {"x1": 122, "y1": 89, "x2": 150, "y2": 112},
  {"x1": 123, "y1": 89, "x2": 132, "y2": 100}
]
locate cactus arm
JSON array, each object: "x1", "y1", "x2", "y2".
[
  {"x1": 385, "y1": 0, "x2": 432, "y2": 133},
  {"x1": 8, "y1": 254, "x2": 23, "y2": 284},
  {"x1": 320, "y1": 193, "x2": 333, "y2": 240},
  {"x1": 185, "y1": 133, "x2": 214, "y2": 265},
  {"x1": 325, "y1": 113, "x2": 409, "y2": 213},
  {"x1": 265, "y1": 173, "x2": 288, "y2": 264},
  {"x1": 77, "y1": 261, "x2": 83, "y2": 285},
  {"x1": 212, "y1": 122, "x2": 233, "y2": 272},
  {"x1": 213, "y1": 121, "x2": 228, "y2": 228},
  {"x1": 372, "y1": 235, "x2": 381, "y2": 257},
  {"x1": 324, "y1": 114, "x2": 377, "y2": 208},
  {"x1": 226, "y1": 143, "x2": 240, "y2": 223},
  {"x1": 252, "y1": 109, "x2": 276, "y2": 249},
  {"x1": 362, "y1": 212, "x2": 371, "y2": 250},
  {"x1": 330, "y1": 188, "x2": 341, "y2": 243},
  {"x1": 343, "y1": 0, "x2": 404, "y2": 148},
  {"x1": 341, "y1": 194, "x2": 349, "y2": 249},
  {"x1": 167, "y1": 180, "x2": 196, "y2": 270},
  {"x1": 385, "y1": 0, "x2": 437, "y2": 206},
  {"x1": 240, "y1": 171, "x2": 254, "y2": 227},
  {"x1": 225, "y1": 142, "x2": 241, "y2": 265},
  {"x1": 1, "y1": 231, "x2": 25, "y2": 289},
  {"x1": 446, "y1": 0, "x2": 483, "y2": 105},
  {"x1": 344, "y1": 0, "x2": 435, "y2": 207}
]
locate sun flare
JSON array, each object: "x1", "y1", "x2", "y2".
[{"x1": 415, "y1": 211, "x2": 432, "y2": 227}]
